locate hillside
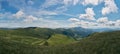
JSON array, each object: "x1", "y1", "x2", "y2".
[
  {"x1": 0, "y1": 28, "x2": 76, "y2": 54},
  {"x1": 0, "y1": 27, "x2": 94, "y2": 39},
  {"x1": 0, "y1": 28, "x2": 120, "y2": 54},
  {"x1": 47, "y1": 34, "x2": 75, "y2": 46},
  {"x1": 0, "y1": 28, "x2": 76, "y2": 46},
  {"x1": 50, "y1": 31, "x2": 120, "y2": 54}
]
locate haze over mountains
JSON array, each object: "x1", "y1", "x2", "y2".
[{"x1": 1, "y1": 26, "x2": 120, "y2": 36}]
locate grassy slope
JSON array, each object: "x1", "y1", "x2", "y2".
[
  {"x1": 53, "y1": 31, "x2": 120, "y2": 54},
  {"x1": 0, "y1": 29, "x2": 76, "y2": 46},
  {"x1": 0, "y1": 29, "x2": 47, "y2": 45},
  {"x1": 47, "y1": 34, "x2": 75, "y2": 46},
  {"x1": 1, "y1": 29, "x2": 120, "y2": 54},
  {"x1": 0, "y1": 29, "x2": 76, "y2": 54}
]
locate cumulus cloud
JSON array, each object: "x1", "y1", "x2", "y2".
[
  {"x1": 13, "y1": 10, "x2": 24, "y2": 18},
  {"x1": 81, "y1": 0, "x2": 118, "y2": 15},
  {"x1": 0, "y1": 0, "x2": 119, "y2": 28},
  {"x1": 107, "y1": 21, "x2": 115, "y2": 26},
  {"x1": 96, "y1": 17, "x2": 118, "y2": 27},
  {"x1": 69, "y1": 16, "x2": 120, "y2": 28},
  {"x1": 102, "y1": 0, "x2": 118, "y2": 15},
  {"x1": 70, "y1": 20, "x2": 97, "y2": 28},
  {"x1": 115, "y1": 20, "x2": 120, "y2": 26},
  {"x1": 96, "y1": 17, "x2": 120, "y2": 27},
  {"x1": 68, "y1": 17, "x2": 98, "y2": 28},
  {"x1": 78, "y1": 20, "x2": 96, "y2": 26},
  {"x1": 68, "y1": 18, "x2": 80, "y2": 22},
  {"x1": 24, "y1": 15, "x2": 38, "y2": 22},
  {"x1": 97, "y1": 17, "x2": 108, "y2": 23},
  {"x1": 79, "y1": 8, "x2": 96, "y2": 20},
  {"x1": 13, "y1": 10, "x2": 43, "y2": 23}
]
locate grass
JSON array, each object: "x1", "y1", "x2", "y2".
[
  {"x1": 47, "y1": 34, "x2": 76, "y2": 46},
  {"x1": 1, "y1": 28, "x2": 120, "y2": 54}
]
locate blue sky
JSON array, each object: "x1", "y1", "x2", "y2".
[{"x1": 0, "y1": 0, "x2": 120, "y2": 28}]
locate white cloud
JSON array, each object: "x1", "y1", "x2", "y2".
[
  {"x1": 13, "y1": 10, "x2": 24, "y2": 18},
  {"x1": 68, "y1": 17, "x2": 98, "y2": 28},
  {"x1": 81, "y1": 0, "x2": 118, "y2": 15},
  {"x1": 71, "y1": 20, "x2": 97, "y2": 28},
  {"x1": 107, "y1": 21, "x2": 115, "y2": 26},
  {"x1": 115, "y1": 20, "x2": 120, "y2": 26},
  {"x1": 86, "y1": 8, "x2": 95, "y2": 16},
  {"x1": 79, "y1": 8, "x2": 96, "y2": 20},
  {"x1": 82, "y1": 0, "x2": 103, "y2": 5},
  {"x1": 0, "y1": 0, "x2": 119, "y2": 29},
  {"x1": 24, "y1": 15, "x2": 39, "y2": 22},
  {"x1": 29, "y1": 20, "x2": 70, "y2": 28},
  {"x1": 102, "y1": 0, "x2": 118, "y2": 15},
  {"x1": 116, "y1": 20, "x2": 120, "y2": 23},
  {"x1": 69, "y1": 16, "x2": 120, "y2": 28},
  {"x1": 97, "y1": 17, "x2": 116, "y2": 26},
  {"x1": 68, "y1": 18, "x2": 80, "y2": 22},
  {"x1": 13, "y1": 10, "x2": 44, "y2": 23},
  {"x1": 97, "y1": 17, "x2": 108, "y2": 23}
]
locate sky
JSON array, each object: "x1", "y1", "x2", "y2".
[{"x1": 0, "y1": 0, "x2": 120, "y2": 28}]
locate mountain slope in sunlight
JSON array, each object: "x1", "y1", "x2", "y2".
[{"x1": 47, "y1": 34, "x2": 75, "y2": 46}]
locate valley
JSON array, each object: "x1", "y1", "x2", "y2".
[{"x1": 0, "y1": 27, "x2": 120, "y2": 54}]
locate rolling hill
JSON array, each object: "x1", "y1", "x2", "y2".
[
  {"x1": 47, "y1": 34, "x2": 75, "y2": 46},
  {"x1": 0, "y1": 27, "x2": 120, "y2": 54},
  {"x1": 51, "y1": 31, "x2": 120, "y2": 54},
  {"x1": 0, "y1": 27, "x2": 76, "y2": 46}
]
